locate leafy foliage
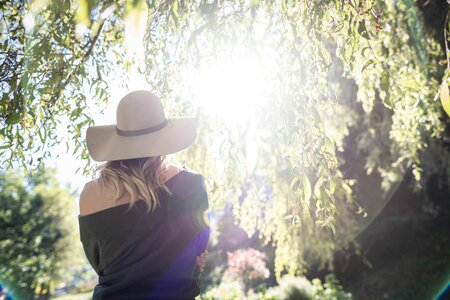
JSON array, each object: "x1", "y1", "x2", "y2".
[
  {"x1": 2, "y1": 0, "x2": 449, "y2": 282},
  {"x1": 146, "y1": 0, "x2": 450, "y2": 278},
  {"x1": 263, "y1": 275, "x2": 352, "y2": 300},
  {"x1": 0, "y1": 168, "x2": 85, "y2": 299},
  {"x1": 204, "y1": 274, "x2": 352, "y2": 300},
  {"x1": 0, "y1": 0, "x2": 132, "y2": 174}
]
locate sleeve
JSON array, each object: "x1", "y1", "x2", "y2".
[
  {"x1": 80, "y1": 238, "x2": 101, "y2": 275},
  {"x1": 192, "y1": 177, "x2": 210, "y2": 279},
  {"x1": 169, "y1": 174, "x2": 210, "y2": 254},
  {"x1": 190, "y1": 176, "x2": 210, "y2": 251}
]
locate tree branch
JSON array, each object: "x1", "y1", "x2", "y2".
[
  {"x1": 444, "y1": 11, "x2": 450, "y2": 70},
  {"x1": 48, "y1": 20, "x2": 106, "y2": 107}
]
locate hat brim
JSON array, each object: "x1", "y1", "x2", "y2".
[{"x1": 86, "y1": 117, "x2": 197, "y2": 162}]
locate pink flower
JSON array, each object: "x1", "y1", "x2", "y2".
[{"x1": 224, "y1": 248, "x2": 270, "y2": 282}]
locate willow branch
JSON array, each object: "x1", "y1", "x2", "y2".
[
  {"x1": 48, "y1": 20, "x2": 106, "y2": 107},
  {"x1": 444, "y1": 11, "x2": 450, "y2": 70}
]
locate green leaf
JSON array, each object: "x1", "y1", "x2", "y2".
[
  {"x1": 361, "y1": 46, "x2": 371, "y2": 57},
  {"x1": 357, "y1": 21, "x2": 370, "y2": 40},
  {"x1": 284, "y1": 214, "x2": 294, "y2": 220},
  {"x1": 361, "y1": 59, "x2": 374, "y2": 73},
  {"x1": 128, "y1": 0, "x2": 146, "y2": 10},
  {"x1": 75, "y1": 0, "x2": 93, "y2": 26},
  {"x1": 314, "y1": 176, "x2": 323, "y2": 199},
  {"x1": 38, "y1": 128, "x2": 46, "y2": 144},
  {"x1": 399, "y1": 79, "x2": 419, "y2": 90},
  {"x1": 290, "y1": 177, "x2": 300, "y2": 190},
  {"x1": 251, "y1": 0, "x2": 260, "y2": 7},
  {"x1": 70, "y1": 108, "x2": 81, "y2": 121},
  {"x1": 324, "y1": 136, "x2": 334, "y2": 153},
  {"x1": 329, "y1": 179, "x2": 336, "y2": 194},
  {"x1": 440, "y1": 81, "x2": 450, "y2": 118},
  {"x1": 328, "y1": 218, "x2": 336, "y2": 234},
  {"x1": 381, "y1": 73, "x2": 389, "y2": 92},
  {"x1": 6, "y1": 113, "x2": 21, "y2": 125},
  {"x1": 300, "y1": 173, "x2": 312, "y2": 207}
]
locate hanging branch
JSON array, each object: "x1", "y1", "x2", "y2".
[
  {"x1": 444, "y1": 11, "x2": 450, "y2": 70},
  {"x1": 48, "y1": 19, "x2": 107, "y2": 108}
]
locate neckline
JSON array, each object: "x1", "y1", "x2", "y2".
[{"x1": 78, "y1": 169, "x2": 185, "y2": 219}]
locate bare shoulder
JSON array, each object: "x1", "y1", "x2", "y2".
[
  {"x1": 80, "y1": 179, "x2": 100, "y2": 196},
  {"x1": 79, "y1": 180, "x2": 102, "y2": 216}
]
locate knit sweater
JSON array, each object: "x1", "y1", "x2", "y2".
[{"x1": 78, "y1": 169, "x2": 210, "y2": 299}]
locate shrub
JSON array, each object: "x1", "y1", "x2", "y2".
[
  {"x1": 263, "y1": 275, "x2": 352, "y2": 300},
  {"x1": 203, "y1": 281, "x2": 245, "y2": 300},
  {"x1": 223, "y1": 248, "x2": 270, "y2": 293}
]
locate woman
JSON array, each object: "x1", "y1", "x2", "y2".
[{"x1": 78, "y1": 90, "x2": 210, "y2": 299}]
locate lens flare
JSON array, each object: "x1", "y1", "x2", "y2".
[{"x1": 201, "y1": 210, "x2": 210, "y2": 227}]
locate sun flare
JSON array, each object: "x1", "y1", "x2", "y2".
[{"x1": 187, "y1": 54, "x2": 277, "y2": 125}]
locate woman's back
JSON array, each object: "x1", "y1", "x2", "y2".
[{"x1": 78, "y1": 169, "x2": 210, "y2": 300}]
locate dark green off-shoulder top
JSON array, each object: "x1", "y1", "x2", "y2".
[{"x1": 78, "y1": 169, "x2": 210, "y2": 300}]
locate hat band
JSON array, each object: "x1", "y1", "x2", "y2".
[{"x1": 116, "y1": 119, "x2": 168, "y2": 137}]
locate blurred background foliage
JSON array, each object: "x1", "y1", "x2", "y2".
[
  {"x1": 1, "y1": 0, "x2": 449, "y2": 299},
  {"x1": 0, "y1": 168, "x2": 93, "y2": 299}
]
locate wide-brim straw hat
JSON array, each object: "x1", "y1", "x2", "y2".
[{"x1": 86, "y1": 90, "x2": 197, "y2": 162}]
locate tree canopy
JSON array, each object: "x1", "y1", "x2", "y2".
[
  {"x1": 1, "y1": 0, "x2": 449, "y2": 279},
  {"x1": 1, "y1": 0, "x2": 130, "y2": 173},
  {"x1": 144, "y1": 0, "x2": 450, "y2": 276},
  {"x1": 0, "y1": 167, "x2": 85, "y2": 299}
]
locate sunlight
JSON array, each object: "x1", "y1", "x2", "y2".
[
  {"x1": 181, "y1": 51, "x2": 279, "y2": 175},
  {"x1": 188, "y1": 54, "x2": 275, "y2": 125}
]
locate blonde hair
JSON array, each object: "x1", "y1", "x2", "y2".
[{"x1": 97, "y1": 156, "x2": 169, "y2": 212}]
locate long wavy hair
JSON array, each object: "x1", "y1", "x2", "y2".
[{"x1": 96, "y1": 156, "x2": 169, "y2": 212}]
